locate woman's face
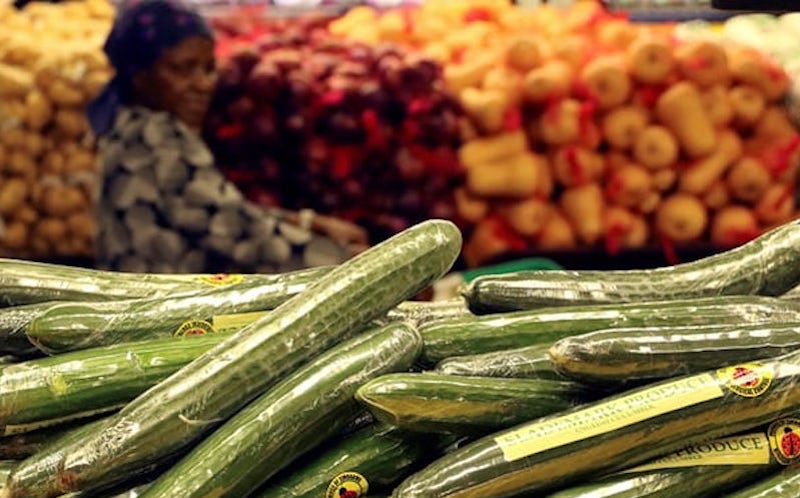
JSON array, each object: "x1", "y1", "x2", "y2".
[{"x1": 135, "y1": 36, "x2": 217, "y2": 131}]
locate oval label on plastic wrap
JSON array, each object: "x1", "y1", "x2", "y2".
[
  {"x1": 198, "y1": 273, "x2": 244, "y2": 287},
  {"x1": 325, "y1": 472, "x2": 369, "y2": 498},
  {"x1": 768, "y1": 418, "x2": 800, "y2": 465},
  {"x1": 716, "y1": 363, "x2": 773, "y2": 398},
  {"x1": 174, "y1": 319, "x2": 217, "y2": 337}
]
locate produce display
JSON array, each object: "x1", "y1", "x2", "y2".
[
  {"x1": 0, "y1": 0, "x2": 113, "y2": 259},
  {"x1": 0, "y1": 220, "x2": 797, "y2": 497},
  {"x1": 207, "y1": 13, "x2": 464, "y2": 242},
  {"x1": 327, "y1": 0, "x2": 800, "y2": 265}
]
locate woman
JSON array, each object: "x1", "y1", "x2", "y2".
[{"x1": 88, "y1": 0, "x2": 368, "y2": 273}]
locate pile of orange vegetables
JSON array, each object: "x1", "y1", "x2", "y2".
[{"x1": 332, "y1": 0, "x2": 800, "y2": 267}]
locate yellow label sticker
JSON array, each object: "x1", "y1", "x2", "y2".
[
  {"x1": 716, "y1": 363, "x2": 774, "y2": 398},
  {"x1": 198, "y1": 273, "x2": 244, "y2": 287},
  {"x1": 494, "y1": 373, "x2": 725, "y2": 463},
  {"x1": 325, "y1": 472, "x2": 369, "y2": 498},
  {"x1": 624, "y1": 433, "x2": 771, "y2": 473},
  {"x1": 174, "y1": 319, "x2": 217, "y2": 337},
  {"x1": 212, "y1": 311, "x2": 268, "y2": 334},
  {"x1": 768, "y1": 418, "x2": 800, "y2": 465}
]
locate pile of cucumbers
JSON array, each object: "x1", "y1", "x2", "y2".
[{"x1": 2, "y1": 219, "x2": 800, "y2": 497}]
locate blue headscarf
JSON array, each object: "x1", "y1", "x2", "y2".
[{"x1": 88, "y1": 0, "x2": 214, "y2": 136}]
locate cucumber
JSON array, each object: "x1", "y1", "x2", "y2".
[
  {"x1": 2, "y1": 219, "x2": 461, "y2": 498},
  {"x1": 0, "y1": 461, "x2": 15, "y2": 488},
  {"x1": 383, "y1": 299, "x2": 474, "y2": 327},
  {"x1": 463, "y1": 220, "x2": 800, "y2": 313},
  {"x1": 255, "y1": 424, "x2": 457, "y2": 498},
  {"x1": 0, "y1": 258, "x2": 326, "y2": 307},
  {"x1": 139, "y1": 322, "x2": 422, "y2": 498},
  {"x1": 419, "y1": 296, "x2": 800, "y2": 366},
  {"x1": 0, "y1": 334, "x2": 226, "y2": 432},
  {"x1": 550, "y1": 322, "x2": 800, "y2": 386},
  {"x1": 0, "y1": 304, "x2": 52, "y2": 357},
  {"x1": 392, "y1": 349, "x2": 800, "y2": 497},
  {"x1": 721, "y1": 464, "x2": 800, "y2": 498},
  {"x1": 435, "y1": 344, "x2": 564, "y2": 380},
  {"x1": 25, "y1": 266, "x2": 328, "y2": 354},
  {"x1": 356, "y1": 373, "x2": 587, "y2": 435},
  {"x1": 0, "y1": 415, "x2": 111, "y2": 460},
  {"x1": 545, "y1": 423, "x2": 792, "y2": 498}
]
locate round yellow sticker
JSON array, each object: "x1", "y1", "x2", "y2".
[
  {"x1": 173, "y1": 319, "x2": 217, "y2": 337},
  {"x1": 716, "y1": 363, "x2": 773, "y2": 398},
  {"x1": 325, "y1": 472, "x2": 369, "y2": 498},
  {"x1": 768, "y1": 418, "x2": 800, "y2": 465},
  {"x1": 198, "y1": 273, "x2": 244, "y2": 287}
]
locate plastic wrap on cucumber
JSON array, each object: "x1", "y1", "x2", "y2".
[
  {"x1": 435, "y1": 344, "x2": 565, "y2": 380},
  {"x1": 0, "y1": 258, "x2": 330, "y2": 307},
  {"x1": 463, "y1": 220, "x2": 800, "y2": 313},
  {"x1": 25, "y1": 266, "x2": 330, "y2": 354},
  {"x1": 720, "y1": 462, "x2": 800, "y2": 498},
  {"x1": 545, "y1": 421, "x2": 789, "y2": 498},
  {"x1": 419, "y1": 296, "x2": 800, "y2": 366},
  {"x1": 254, "y1": 424, "x2": 457, "y2": 498},
  {"x1": 392, "y1": 348, "x2": 800, "y2": 497},
  {"x1": 0, "y1": 334, "x2": 227, "y2": 432},
  {"x1": 550, "y1": 322, "x2": 800, "y2": 386},
  {"x1": 139, "y1": 322, "x2": 422, "y2": 498},
  {"x1": 2, "y1": 220, "x2": 461, "y2": 498},
  {"x1": 356, "y1": 373, "x2": 588, "y2": 435}
]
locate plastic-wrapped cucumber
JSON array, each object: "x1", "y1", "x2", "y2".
[
  {"x1": 2, "y1": 220, "x2": 461, "y2": 498},
  {"x1": 0, "y1": 258, "x2": 329, "y2": 307},
  {"x1": 545, "y1": 416, "x2": 800, "y2": 498},
  {"x1": 356, "y1": 373, "x2": 587, "y2": 435},
  {"x1": 382, "y1": 299, "x2": 473, "y2": 327},
  {"x1": 392, "y1": 349, "x2": 800, "y2": 497},
  {"x1": 255, "y1": 424, "x2": 457, "y2": 498},
  {"x1": 0, "y1": 304, "x2": 53, "y2": 358},
  {"x1": 419, "y1": 296, "x2": 800, "y2": 365},
  {"x1": 140, "y1": 322, "x2": 422, "y2": 498},
  {"x1": 463, "y1": 220, "x2": 800, "y2": 313},
  {"x1": 435, "y1": 344, "x2": 564, "y2": 380},
  {"x1": 0, "y1": 415, "x2": 111, "y2": 460},
  {"x1": 26, "y1": 266, "x2": 328, "y2": 354},
  {"x1": 0, "y1": 334, "x2": 226, "y2": 433},
  {"x1": 721, "y1": 464, "x2": 800, "y2": 498},
  {"x1": 550, "y1": 323, "x2": 800, "y2": 386}
]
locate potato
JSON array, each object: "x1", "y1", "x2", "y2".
[
  {"x1": 15, "y1": 202, "x2": 38, "y2": 224},
  {"x1": 655, "y1": 193, "x2": 708, "y2": 243},
  {"x1": 1, "y1": 220, "x2": 28, "y2": 250},
  {"x1": 7, "y1": 151, "x2": 36, "y2": 177},
  {"x1": 24, "y1": 88, "x2": 54, "y2": 131},
  {"x1": 64, "y1": 148, "x2": 96, "y2": 174},
  {"x1": 46, "y1": 78, "x2": 85, "y2": 107},
  {"x1": 54, "y1": 108, "x2": 88, "y2": 139},
  {"x1": 0, "y1": 177, "x2": 28, "y2": 215},
  {"x1": 35, "y1": 217, "x2": 68, "y2": 244}
]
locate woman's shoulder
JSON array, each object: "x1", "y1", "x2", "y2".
[{"x1": 99, "y1": 105, "x2": 214, "y2": 168}]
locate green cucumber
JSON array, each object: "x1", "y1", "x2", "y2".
[
  {"x1": 0, "y1": 258, "x2": 323, "y2": 307},
  {"x1": 420, "y1": 296, "x2": 800, "y2": 366},
  {"x1": 255, "y1": 424, "x2": 457, "y2": 498},
  {"x1": 550, "y1": 322, "x2": 800, "y2": 386},
  {"x1": 356, "y1": 373, "x2": 587, "y2": 435},
  {"x1": 392, "y1": 349, "x2": 800, "y2": 497},
  {"x1": 0, "y1": 304, "x2": 52, "y2": 357},
  {"x1": 545, "y1": 422, "x2": 792, "y2": 498},
  {"x1": 0, "y1": 334, "x2": 226, "y2": 432},
  {"x1": 721, "y1": 464, "x2": 800, "y2": 497},
  {"x1": 140, "y1": 322, "x2": 422, "y2": 498},
  {"x1": 2, "y1": 219, "x2": 461, "y2": 498},
  {"x1": 463, "y1": 220, "x2": 800, "y2": 313},
  {"x1": 0, "y1": 461, "x2": 15, "y2": 488},
  {"x1": 383, "y1": 299, "x2": 474, "y2": 327},
  {"x1": 0, "y1": 415, "x2": 111, "y2": 460},
  {"x1": 26, "y1": 266, "x2": 328, "y2": 354},
  {"x1": 435, "y1": 344, "x2": 564, "y2": 380}
]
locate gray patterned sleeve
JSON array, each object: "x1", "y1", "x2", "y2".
[{"x1": 95, "y1": 107, "x2": 346, "y2": 274}]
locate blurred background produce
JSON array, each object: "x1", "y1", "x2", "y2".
[{"x1": 2, "y1": 0, "x2": 800, "y2": 270}]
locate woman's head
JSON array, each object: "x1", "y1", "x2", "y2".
[{"x1": 88, "y1": 0, "x2": 217, "y2": 134}]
